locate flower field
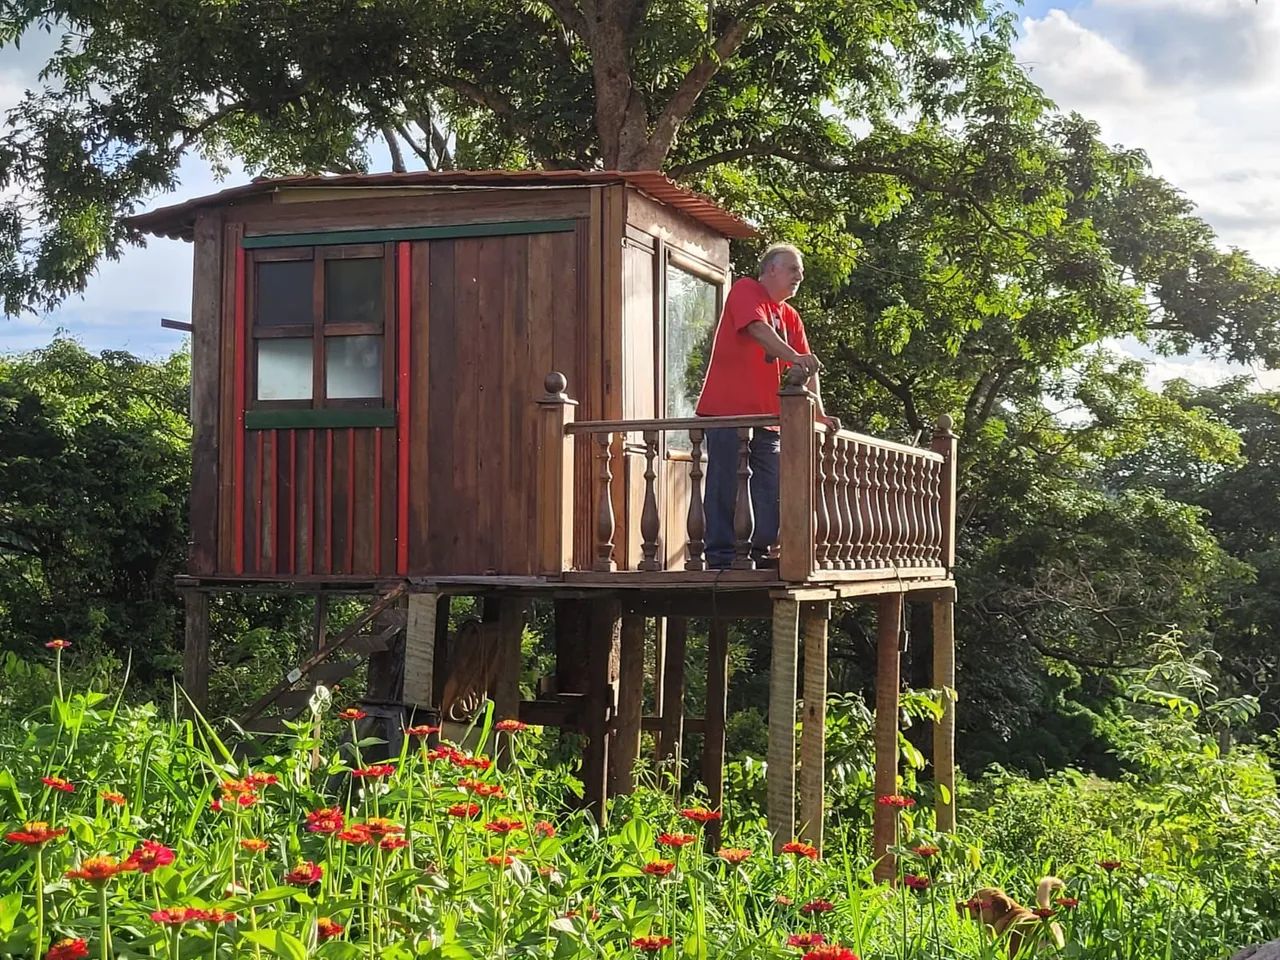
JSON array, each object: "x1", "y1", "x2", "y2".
[{"x1": 0, "y1": 644, "x2": 1275, "y2": 959}]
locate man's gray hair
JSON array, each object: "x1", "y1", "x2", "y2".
[{"x1": 757, "y1": 242, "x2": 803, "y2": 277}]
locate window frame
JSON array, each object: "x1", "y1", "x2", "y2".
[
  {"x1": 658, "y1": 245, "x2": 726, "y2": 462},
  {"x1": 247, "y1": 242, "x2": 395, "y2": 411}
]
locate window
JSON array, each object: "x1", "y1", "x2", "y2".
[
  {"x1": 664, "y1": 259, "x2": 721, "y2": 451},
  {"x1": 248, "y1": 244, "x2": 393, "y2": 409}
]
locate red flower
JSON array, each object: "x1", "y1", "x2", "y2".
[
  {"x1": 124, "y1": 840, "x2": 176, "y2": 874},
  {"x1": 361, "y1": 817, "x2": 404, "y2": 838},
  {"x1": 202, "y1": 908, "x2": 238, "y2": 924},
  {"x1": 657, "y1": 832, "x2": 697, "y2": 848},
  {"x1": 459, "y1": 755, "x2": 493, "y2": 771},
  {"x1": 486, "y1": 854, "x2": 514, "y2": 868},
  {"x1": 1033, "y1": 907, "x2": 1055, "y2": 919},
  {"x1": 911, "y1": 844, "x2": 939, "y2": 858},
  {"x1": 800, "y1": 899, "x2": 834, "y2": 915},
  {"x1": 447, "y1": 802, "x2": 481, "y2": 818},
  {"x1": 495, "y1": 719, "x2": 528, "y2": 733},
  {"x1": 240, "y1": 838, "x2": 269, "y2": 854},
  {"x1": 406, "y1": 724, "x2": 440, "y2": 737},
  {"x1": 45, "y1": 639, "x2": 72, "y2": 650},
  {"x1": 534, "y1": 820, "x2": 556, "y2": 838},
  {"x1": 717, "y1": 847, "x2": 752, "y2": 864},
  {"x1": 219, "y1": 778, "x2": 255, "y2": 796},
  {"x1": 41, "y1": 776, "x2": 74, "y2": 794},
  {"x1": 484, "y1": 817, "x2": 525, "y2": 835},
  {"x1": 245, "y1": 772, "x2": 279, "y2": 789},
  {"x1": 351, "y1": 764, "x2": 395, "y2": 779},
  {"x1": 380, "y1": 837, "x2": 409, "y2": 851},
  {"x1": 7, "y1": 821, "x2": 67, "y2": 846},
  {"x1": 456, "y1": 776, "x2": 483, "y2": 792},
  {"x1": 679, "y1": 807, "x2": 721, "y2": 823},
  {"x1": 285, "y1": 861, "x2": 323, "y2": 886},
  {"x1": 317, "y1": 917, "x2": 345, "y2": 941},
  {"x1": 67, "y1": 856, "x2": 131, "y2": 886},
  {"x1": 337, "y1": 826, "x2": 373, "y2": 845},
  {"x1": 1055, "y1": 897, "x2": 1080, "y2": 909},
  {"x1": 643, "y1": 860, "x2": 676, "y2": 876},
  {"x1": 564, "y1": 906, "x2": 601, "y2": 921},
  {"x1": 45, "y1": 938, "x2": 88, "y2": 960},
  {"x1": 801, "y1": 947, "x2": 858, "y2": 960},
  {"x1": 631, "y1": 935, "x2": 673, "y2": 952},
  {"x1": 101, "y1": 791, "x2": 126, "y2": 807},
  {"x1": 427, "y1": 746, "x2": 460, "y2": 763},
  {"x1": 151, "y1": 907, "x2": 207, "y2": 925},
  {"x1": 787, "y1": 933, "x2": 826, "y2": 948},
  {"x1": 338, "y1": 707, "x2": 367, "y2": 721},
  {"x1": 875, "y1": 795, "x2": 915, "y2": 808},
  {"x1": 1097, "y1": 859, "x2": 1123, "y2": 872},
  {"x1": 235, "y1": 793, "x2": 258, "y2": 808},
  {"x1": 474, "y1": 783, "x2": 506, "y2": 799},
  {"x1": 781, "y1": 840, "x2": 820, "y2": 860},
  {"x1": 903, "y1": 874, "x2": 931, "y2": 891},
  {"x1": 306, "y1": 808, "x2": 345, "y2": 834}
]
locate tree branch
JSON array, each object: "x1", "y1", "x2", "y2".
[
  {"x1": 381, "y1": 125, "x2": 406, "y2": 173},
  {"x1": 542, "y1": 0, "x2": 589, "y2": 39}
]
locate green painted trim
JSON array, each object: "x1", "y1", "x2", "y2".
[
  {"x1": 242, "y1": 219, "x2": 578, "y2": 249},
  {"x1": 245, "y1": 408, "x2": 396, "y2": 429}
]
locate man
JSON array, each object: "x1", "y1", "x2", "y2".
[{"x1": 695, "y1": 243, "x2": 830, "y2": 569}]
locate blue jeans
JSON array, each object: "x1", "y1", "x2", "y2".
[{"x1": 704, "y1": 427, "x2": 780, "y2": 568}]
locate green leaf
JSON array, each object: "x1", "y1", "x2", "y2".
[{"x1": 242, "y1": 929, "x2": 308, "y2": 960}]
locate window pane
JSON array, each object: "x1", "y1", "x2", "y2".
[
  {"x1": 257, "y1": 339, "x2": 313, "y2": 400},
  {"x1": 257, "y1": 261, "x2": 313, "y2": 327},
  {"x1": 325, "y1": 258, "x2": 384, "y2": 326},
  {"x1": 665, "y1": 265, "x2": 720, "y2": 450},
  {"x1": 326, "y1": 335, "x2": 383, "y2": 399}
]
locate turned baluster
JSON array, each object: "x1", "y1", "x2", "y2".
[
  {"x1": 814, "y1": 431, "x2": 831, "y2": 570},
  {"x1": 924, "y1": 459, "x2": 941, "y2": 567},
  {"x1": 905, "y1": 456, "x2": 924, "y2": 567},
  {"x1": 834, "y1": 439, "x2": 853, "y2": 569},
  {"x1": 875, "y1": 446, "x2": 893, "y2": 565},
  {"x1": 685, "y1": 428, "x2": 707, "y2": 571},
  {"x1": 731, "y1": 427, "x2": 756, "y2": 570},
  {"x1": 593, "y1": 431, "x2": 616, "y2": 572},
  {"x1": 853, "y1": 443, "x2": 873, "y2": 569},
  {"x1": 639, "y1": 429, "x2": 662, "y2": 571},
  {"x1": 892, "y1": 450, "x2": 909, "y2": 565},
  {"x1": 829, "y1": 435, "x2": 847, "y2": 570},
  {"x1": 847, "y1": 439, "x2": 864, "y2": 566}
]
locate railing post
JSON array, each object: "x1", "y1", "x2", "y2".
[
  {"x1": 685, "y1": 429, "x2": 707, "y2": 571},
  {"x1": 594, "y1": 430, "x2": 617, "y2": 572},
  {"x1": 931, "y1": 414, "x2": 958, "y2": 571},
  {"x1": 536, "y1": 372, "x2": 577, "y2": 575},
  {"x1": 638, "y1": 430, "x2": 662, "y2": 571},
  {"x1": 778, "y1": 372, "x2": 816, "y2": 582},
  {"x1": 731, "y1": 428, "x2": 756, "y2": 570}
]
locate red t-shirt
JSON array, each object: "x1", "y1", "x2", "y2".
[{"x1": 695, "y1": 277, "x2": 810, "y2": 416}]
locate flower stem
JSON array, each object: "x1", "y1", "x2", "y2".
[{"x1": 98, "y1": 886, "x2": 110, "y2": 960}]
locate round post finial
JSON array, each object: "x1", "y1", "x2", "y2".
[
  {"x1": 540, "y1": 371, "x2": 576, "y2": 405},
  {"x1": 933, "y1": 413, "x2": 955, "y2": 436}
]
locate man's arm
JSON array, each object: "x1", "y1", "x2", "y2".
[{"x1": 744, "y1": 321, "x2": 835, "y2": 425}]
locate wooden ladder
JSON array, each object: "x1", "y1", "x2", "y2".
[{"x1": 238, "y1": 583, "x2": 409, "y2": 734}]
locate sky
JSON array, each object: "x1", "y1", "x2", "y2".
[{"x1": 2, "y1": 0, "x2": 1279, "y2": 388}]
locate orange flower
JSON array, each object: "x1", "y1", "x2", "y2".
[
  {"x1": 788, "y1": 933, "x2": 826, "y2": 948},
  {"x1": 45, "y1": 639, "x2": 72, "y2": 650},
  {"x1": 219, "y1": 778, "x2": 255, "y2": 796},
  {"x1": 643, "y1": 860, "x2": 676, "y2": 876},
  {"x1": 1032, "y1": 907, "x2": 1055, "y2": 919},
  {"x1": 45, "y1": 938, "x2": 88, "y2": 960},
  {"x1": 495, "y1": 719, "x2": 528, "y2": 733},
  {"x1": 458, "y1": 755, "x2": 492, "y2": 771},
  {"x1": 406, "y1": 724, "x2": 440, "y2": 737},
  {"x1": 151, "y1": 907, "x2": 207, "y2": 925},
  {"x1": 717, "y1": 847, "x2": 752, "y2": 864},
  {"x1": 427, "y1": 746, "x2": 460, "y2": 763},
  {"x1": 41, "y1": 776, "x2": 74, "y2": 794},
  {"x1": 631, "y1": 935, "x2": 673, "y2": 952},
  {"x1": 338, "y1": 826, "x2": 373, "y2": 845},
  {"x1": 657, "y1": 832, "x2": 697, "y2": 848},
  {"x1": 245, "y1": 772, "x2": 279, "y2": 789},
  {"x1": 284, "y1": 861, "x2": 323, "y2": 885},
  {"x1": 679, "y1": 807, "x2": 721, "y2": 823},
  {"x1": 484, "y1": 817, "x2": 525, "y2": 835},
  {"x1": 202, "y1": 908, "x2": 239, "y2": 924},
  {"x1": 534, "y1": 820, "x2": 556, "y2": 838},
  {"x1": 240, "y1": 838, "x2": 269, "y2": 854},
  {"x1": 380, "y1": 837, "x2": 409, "y2": 851},
  {"x1": 101, "y1": 791, "x2": 126, "y2": 807},
  {"x1": 317, "y1": 917, "x2": 345, "y2": 941},
  {"x1": 338, "y1": 707, "x2": 367, "y2": 721},
  {"x1": 124, "y1": 840, "x2": 175, "y2": 874},
  {"x1": 911, "y1": 844, "x2": 939, "y2": 858},
  {"x1": 1055, "y1": 897, "x2": 1080, "y2": 909},
  {"x1": 7, "y1": 821, "x2": 67, "y2": 846},
  {"x1": 801, "y1": 947, "x2": 858, "y2": 960},
  {"x1": 447, "y1": 802, "x2": 481, "y2": 818},
  {"x1": 351, "y1": 764, "x2": 395, "y2": 779},
  {"x1": 474, "y1": 783, "x2": 506, "y2": 799},
  {"x1": 486, "y1": 853, "x2": 514, "y2": 868},
  {"x1": 361, "y1": 817, "x2": 404, "y2": 838},
  {"x1": 66, "y1": 855, "x2": 130, "y2": 886},
  {"x1": 781, "y1": 840, "x2": 819, "y2": 860},
  {"x1": 306, "y1": 808, "x2": 345, "y2": 834}
]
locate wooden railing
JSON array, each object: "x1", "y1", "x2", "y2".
[{"x1": 535, "y1": 372, "x2": 957, "y2": 583}]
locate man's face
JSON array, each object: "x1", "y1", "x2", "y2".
[{"x1": 762, "y1": 251, "x2": 804, "y2": 302}]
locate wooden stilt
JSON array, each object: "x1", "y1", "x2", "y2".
[
  {"x1": 364, "y1": 595, "x2": 407, "y2": 704},
  {"x1": 932, "y1": 598, "x2": 957, "y2": 832},
  {"x1": 703, "y1": 618, "x2": 730, "y2": 846},
  {"x1": 403, "y1": 593, "x2": 439, "y2": 715},
  {"x1": 656, "y1": 617, "x2": 687, "y2": 771},
  {"x1": 583, "y1": 598, "x2": 621, "y2": 824},
  {"x1": 493, "y1": 598, "x2": 525, "y2": 766},
  {"x1": 182, "y1": 589, "x2": 210, "y2": 713},
  {"x1": 430, "y1": 595, "x2": 451, "y2": 707},
  {"x1": 799, "y1": 601, "x2": 831, "y2": 850},
  {"x1": 768, "y1": 598, "x2": 800, "y2": 851},
  {"x1": 651, "y1": 617, "x2": 667, "y2": 764},
  {"x1": 613, "y1": 614, "x2": 646, "y2": 792},
  {"x1": 554, "y1": 598, "x2": 591, "y2": 695},
  {"x1": 873, "y1": 593, "x2": 903, "y2": 882}
]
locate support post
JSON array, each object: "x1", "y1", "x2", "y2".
[
  {"x1": 931, "y1": 415, "x2": 958, "y2": 571},
  {"x1": 778, "y1": 377, "x2": 817, "y2": 581},
  {"x1": 403, "y1": 593, "x2": 439, "y2": 716},
  {"x1": 932, "y1": 598, "x2": 957, "y2": 831},
  {"x1": 702, "y1": 618, "x2": 730, "y2": 847},
  {"x1": 583, "y1": 598, "x2": 621, "y2": 824},
  {"x1": 536, "y1": 372, "x2": 577, "y2": 575},
  {"x1": 613, "y1": 614, "x2": 646, "y2": 792},
  {"x1": 656, "y1": 618, "x2": 687, "y2": 770},
  {"x1": 872, "y1": 593, "x2": 903, "y2": 882},
  {"x1": 799, "y1": 601, "x2": 830, "y2": 850},
  {"x1": 182, "y1": 589, "x2": 210, "y2": 713},
  {"x1": 493, "y1": 598, "x2": 526, "y2": 766},
  {"x1": 768, "y1": 598, "x2": 800, "y2": 851}
]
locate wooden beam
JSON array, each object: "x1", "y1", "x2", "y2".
[
  {"x1": 613, "y1": 614, "x2": 646, "y2": 792},
  {"x1": 702, "y1": 618, "x2": 730, "y2": 847},
  {"x1": 620, "y1": 592, "x2": 773, "y2": 619},
  {"x1": 493, "y1": 597, "x2": 526, "y2": 766},
  {"x1": 656, "y1": 617, "x2": 687, "y2": 770},
  {"x1": 932, "y1": 598, "x2": 957, "y2": 832},
  {"x1": 182, "y1": 590, "x2": 210, "y2": 713},
  {"x1": 799, "y1": 601, "x2": 830, "y2": 851},
  {"x1": 403, "y1": 593, "x2": 439, "y2": 709},
  {"x1": 187, "y1": 210, "x2": 222, "y2": 576},
  {"x1": 583, "y1": 598, "x2": 621, "y2": 824},
  {"x1": 768, "y1": 599, "x2": 800, "y2": 851},
  {"x1": 872, "y1": 593, "x2": 903, "y2": 882}
]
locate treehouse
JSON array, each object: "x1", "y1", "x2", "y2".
[{"x1": 130, "y1": 169, "x2": 959, "y2": 875}]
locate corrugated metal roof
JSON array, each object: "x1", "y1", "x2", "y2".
[{"x1": 125, "y1": 169, "x2": 757, "y2": 241}]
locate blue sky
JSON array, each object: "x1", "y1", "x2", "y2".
[{"x1": 3, "y1": 0, "x2": 1278, "y2": 388}]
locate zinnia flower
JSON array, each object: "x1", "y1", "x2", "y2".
[
  {"x1": 717, "y1": 847, "x2": 752, "y2": 864},
  {"x1": 284, "y1": 861, "x2": 323, "y2": 885},
  {"x1": 317, "y1": 917, "x2": 345, "y2": 941},
  {"x1": 903, "y1": 874, "x2": 931, "y2": 891},
  {"x1": 66, "y1": 855, "x2": 130, "y2": 886},
  {"x1": 801, "y1": 947, "x2": 858, "y2": 960},
  {"x1": 351, "y1": 764, "x2": 395, "y2": 779},
  {"x1": 1055, "y1": 897, "x2": 1080, "y2": 909},
  {"x1": 484, "y1": 817, "x2": 525, "y2": 835},
  {"x1": 631, "y1": 935, "x2": 673, "y2": 952},
  {"x1": 1033, "y1": 907, "x2": 1055, "y2": 919},
  {"x1": 800, "y1": 899, "x2": 834, "y2": 915},
  {"x1": 7, "y1": 821, "x2": 67, "y2": 846},
  {"x1": 427, "y1": 746, "x2": 460, "y2": 763},
  {"x1": 45, "y1": 938, "x2": 88, "y2": 960},
  {"x1": 1097, "y1": 859, "x2": 1123, "y2": 872},
  {"x1": 679, "y1": 807, "x2": 721, "y2": 823},
  {"x1": 781, "y1": 840, "x2": 819, "y2": 860},
  {"x1": 486, "y1": 854, "x2": 514, "y2": 868},
  {"x1": 406, "y1": 724, "x2": 439, "y2": 737},
  {"x1": 458, "y1": 755, "x2": 492, "y2": 771},
  {"x1": 361, "y1": 817, "x2": 404, "y2": 837},
  {"x1": 124, "y1": 840, "x2": 175, "y2": 874},
  {"x1": 787, "y1": 933, "x2": 826, "y2": 948},
  {"x1": 657, "y1": 832, "x2": 697, "y2": 848},
  {"x1": 245, "y1": 772, "x2": 278, "y2": 789},
  {"x1": 911, "y1": 844, "x2": 939, "y2": 858},
  {"x1": 240, "y1": 838, "x2": 269, "y2": 854},
  {"x1": 41, "y1": 776, "x2": 74, "y2": 794},
  {"x1": 338, "y1": 707, "x2": 367, "y2": 721},
  {"x1": 202, "y1": 908, "x2": 238, "y2": 924},
  {"x1": 101, "y1": 791, "x2": 126, "y2": 807},
  {"x1": 151, "y1": 907, "x2": 207, "y2": 925},
  {"x1": 875, "y1": 795, "x2": 915, "y2": 808},
  {"x1": 643, "y1": 860, "x2": 676, "y2": 876},
  {"x1": 474, "y1": 784, "x2": 506, "y2": 799},
  {"x1": 45, "y1": 639, "x2": 72, "y2": 650},
  {"x1": 495, "y1": 719, "x2": 528, "y2": 733},
  {"x1": 380, "y1": 837, "x2": 409, "y2": 851},
  {"x1": 534, "y1": 820, "x2": 556, "y2": 837},
  {"x1": 337, "y1": 826, "x2": 373, "y2": 845},
  {"x1": 447, "y1": 802, "x2": 481, "y2": 818},
  {"x1": 306, "y1": 808, "x2": 345, "y2": 834}
]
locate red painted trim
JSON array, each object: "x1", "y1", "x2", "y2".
[
  {"x1": 347, "y1": 427, "x2": 356, "y2": 573},
  {"x1": 374, "y1": 426, "x2": 383, "y2": 574},
  {"x1": 288, "y1": 430, "x2": 297, "y2": 574},
  {"x1": 254, "y1": 431, "x2": 264, "y2": 572},
  {"x1": 233, "y1": 246, "x2": 247, "y2": 574},
  {"x1": 396, "y1": 241, "x2": 411, "y2": 574},
  {"x1": 307, "y1": 430, "x2": 315, "y2": 575},
  {"x1": 325, "y1": 429, "x2": 334, "y2": 574}
]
